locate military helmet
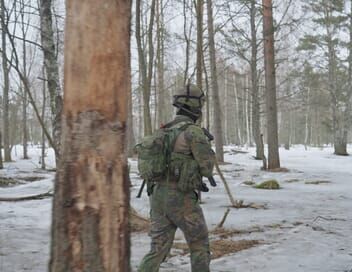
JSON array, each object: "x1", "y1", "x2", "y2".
[{"x1": 173, "y1": 84, "x2": 205, "y2": 112}]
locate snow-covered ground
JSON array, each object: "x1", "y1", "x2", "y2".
[{"x1": 0, "y1": 145, "x2": 351, "y2": 272}]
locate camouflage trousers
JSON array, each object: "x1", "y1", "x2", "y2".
[{"x1": 138, "y1": 183, "x2": 210, "y2": 272}]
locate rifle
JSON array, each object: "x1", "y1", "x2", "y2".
[{"x1": 136, "y1": 180, "x2": 146, "y2": 198}]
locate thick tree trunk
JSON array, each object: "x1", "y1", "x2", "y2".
[
  {"x1": 50, "y1": 1, "x2": 131, "y2": 271},
  {"x1": 334, "y1": 129, "x2": 348, "y2": 155},
  {"x1": 1, "y1": 0, "x2": 11, "y2": 162},
  {"x1": 207, "y1": 0, "x2": 224, "y2": 162},
  {"x1": 262, "y1": 0, "x2": 280, "y2": 169},
  {"x1": 39, "y1": 0, "x2": 63, "y2": 159}
]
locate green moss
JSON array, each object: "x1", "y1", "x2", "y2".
[
  {"x1": 0, "y1": 177, "x2": 18, "y2": 187},
  {"x1": 255, "y1": 179, "x2": 280, "y2": 190}
]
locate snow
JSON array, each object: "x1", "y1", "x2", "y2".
[{"x1": 1, "y1": 145, "x2": 352, "y2": 272}]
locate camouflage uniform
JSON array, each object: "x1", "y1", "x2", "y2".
[{"x1": 138, "y1": 115, "x2": 215, "y2": 272}]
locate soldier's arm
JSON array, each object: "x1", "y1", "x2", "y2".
[{"x1": 185, "y1": 125, "x2": 215, "y2": 178}]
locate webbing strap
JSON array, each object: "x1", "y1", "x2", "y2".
[{"x1": 163, "y1": 121, "x2": 192, "y2": 215}]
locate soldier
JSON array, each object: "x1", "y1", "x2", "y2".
[{"x1": 138, "y1": 85, "x2": 215, "y2": 272}]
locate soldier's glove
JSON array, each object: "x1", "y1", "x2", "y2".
[{"x1": 199, "y1": 182, "x2": 209, "y2": 192}]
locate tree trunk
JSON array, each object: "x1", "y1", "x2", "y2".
[
  {"x1": 156, "y1": 0, "x2": 166, "y2": 126},
  {"x1": 0, "y1": 131, "x2": 3, "y2": 169},
  {"x1": 127, "y1": 87, "x2": 136, "y2": 157},
  {"x1": 136, "y1": 0, "x2": 155, "y2": 136},
  {"x1": 49, "y1": 1, "x2": 131, "y2": 271},
  {"x1": 1, "y1": 0, "x2": 11, "y2": 162},
  {"x1": 39, "y1": 0, "x2": 63, "y2": 159},
  {"x1": 41, "y1": 72, "x2": 46, "y2": 170},
  {"x1": 20, "y1": 0, "x2": 29, "y2": 159},
  {"x1": 207, "y1": 0, "x2": 224, "y2": 162},
  {"x1": 196, "y1": 0, "x2": 204, "y2": 89},
  {"x1": 304, "y1": 87, "x2": 310, "y2": 150},
  {"x1": 250, "y1": 0, "x2": 264, "y2": 159},
  {"x1": 233, "y1": 73, "x2": 242, "y2": 145},
  {"x1": 262, "y1": 0, "x2": 280, "y2": 169},
  {"x1": 22, "y1": 86, "x2": 29, "y2": 159}
]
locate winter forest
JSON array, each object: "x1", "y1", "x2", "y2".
[{"x1": 0, "y1": 0, "x2": 351, "y2": 271}]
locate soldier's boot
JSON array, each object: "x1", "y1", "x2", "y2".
[{"x1": 138, "y1": 222, "x2": 176, "y2": 272}]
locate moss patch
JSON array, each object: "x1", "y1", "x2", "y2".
[
  {"x1": 0, "y1": 177, "x2": 19, "y2": 187},
  {"x1": 255, "y1": 179, "x2": 280, "y2": 190}
]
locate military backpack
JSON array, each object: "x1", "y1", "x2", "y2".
[{"x1": 135, "y1": 121, "x2": 193, "y2": 182}]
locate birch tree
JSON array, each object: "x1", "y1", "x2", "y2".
[{"x1": 39, "y1": 0, "x2": 63, "y2": 158}]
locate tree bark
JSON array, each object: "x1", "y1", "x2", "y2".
[
  {"x1": 49, "y1": 1, "x2": 131, "y2": 271},
  {"x1": 250, "y1": 0, "x2": 264, "y2": 159},
  {"x1": 135, "y1": 0, "x2": 155, "y2": 136},
  {"x1": 196, "y1": 0, "x2": 204, "y2": 89},
  {"x1": 1, "y1": 0, "x2": 11, "y2": 162},
  {"x1": 127, "y1": 87, "x2": 136, "y2": 157},
  {"x1": 39, "y1": 0, "x2": 63, "y2": 159},
  {"x1": 262, "y1": 0, "x2": 280, "y2": 169},
  {"x1": 207, "y1": 0, "x2": 224, "y2": 162},
  {"x1": 0, "y1": 131, "x2": 3, "y2": 169},
  {"x1": 156, "y1": 0, "x2": 166, "y2": 126},
  {"x1": 20, "y1": 0, "x2": 29, "y2": 159},
  {"x1": 41, "y1": 68, "x2": 46, "y2": 170}
]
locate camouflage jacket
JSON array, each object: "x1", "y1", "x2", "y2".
[{"x1": 170, "y1": 115, "x2": 215, "y2": 178}]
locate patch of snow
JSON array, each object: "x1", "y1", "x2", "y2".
[{"x1": 1, "y1": 145, "x2": 352, "y2": 271}]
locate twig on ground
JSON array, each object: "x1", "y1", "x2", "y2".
[
  {"x1": 0, "y1": 190, "x2": 53, "y2": 202},
  {"x1": 215, "y1": 160, "x2": 237, "y2": 207},
  {"x1": 216, "y1": 208, "x2": 231, "y2": 229},
  {"x1": 313, "y1": 216, "x2": 346, "y2": 223}
]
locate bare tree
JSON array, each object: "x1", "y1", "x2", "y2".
[
  {"x1": 1, "y1": 0, "x2": 11, "y2": 162},
  {"x1": 39, "y1": 0, "x2": 63, "y2": 159},
  {"x1": 136, "y1": 0, "x2": 156, "y2": 136},
  {"x1": 262, "y1": 0, "x2": 280, "y2": 169},
  {"x1": 207, "y1": 0, "x2": 224, "y2": 162},
  {"x1": 50, "y1": 0, "x2": 131, "y2": 271},
  {"x1": 196, "y1": 0, "x2": 204, "y2": 89}
]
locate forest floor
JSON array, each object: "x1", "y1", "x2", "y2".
[{"x1": 0, "y1": 145, "x2": 351, "y2": 272}]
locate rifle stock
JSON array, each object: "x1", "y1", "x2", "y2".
[{"x1": 137, "y1": 180, "x2": 146, "y2": 198}]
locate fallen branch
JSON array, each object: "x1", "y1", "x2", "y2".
[
  {"x1": 216, "y1": 208, "x2": 231, "y2": 229},
  {"x1": 0, "y1": 190, "x2": 53, "y2": 202},
  {"x1": 215, "y1": 159, "x2": 237, "y2": 207},
  {"x1": 313, "y1": 216, "x2": 346, "y2": 223}
]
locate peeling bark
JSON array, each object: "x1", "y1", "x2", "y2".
[{"x1": 50, "y1": 1, "x2": 131, "y2": 271}]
